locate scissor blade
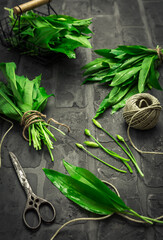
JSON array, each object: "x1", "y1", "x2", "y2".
[{"x1": 9, "y1": 152, "x2": 32, "y2": 195}]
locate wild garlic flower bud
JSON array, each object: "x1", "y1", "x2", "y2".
[
  {"x1": 76, "y1": 143, "x2": 84, "y2": 149},
  {"x1": 85, "y1": 129, "x2": 91, "y2": 136},
  {"x1": 84, "y1": 141, "x2": 99, "y2": 148},
  {"x1": 92, "y1": 119, "x2": 102, "y2": 129},
  {"x1": 116, "y1": 135, "x2": 124, "y2": 142}
]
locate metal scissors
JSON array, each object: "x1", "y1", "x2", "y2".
[{"x1": 9, "y1": 152, "x2": 56, "y2": 230}]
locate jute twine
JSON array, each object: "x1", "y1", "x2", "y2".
[
  {"x1": 123, "y1": 93, "x2": 163, "y2": 154},
  {"x1": 21, "y1": 110, "x2": 70, "y2": 141}
]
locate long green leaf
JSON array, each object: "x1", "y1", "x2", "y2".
[
  {"x1": 0, "y1": 62, "x2": 22, "y2": 102},
  {"x1": 138, "y1": 56, "x2": 154, "y2": 92},
  {"x1": 43, "y1": 168, "x2": 114, "y2": 215},
  {"x1": 148, "y1": 57, "x2": 162, "y2": 90},
  {"x1": 63, "y1": 160, "x2": 129, "y2": 210},
  {"x1": 118, "y1": 45, "x2": 156, "y2": 55},
  {"x1": 0, "y1": 83, "x2": 22, "y2": 120},
  {"x1": 111, "y1": 85, "x2": 139, "y2": 114},
  {"x1": 120, "y1": 54, "x2": 146, "y2": 69},
  {"x1": 110, "y1": 66, "x2": 141, "y2": 86},
  {"x1": 94, "y1": 84, "x2": 132, "y2": 118},
  {"x1": 43, "y1": 161, "x2": 130, "y2": 214}
]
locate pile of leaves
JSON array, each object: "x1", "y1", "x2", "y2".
[
  {"x1": 0, "y1": 62, "x2": 65, "y2": 162},
  {"x1": 6, "y1": 8, "x2": 92, "y2": 58},
  {"x1": 82, "y1": 45, "x2": 163, "y2": 118}
]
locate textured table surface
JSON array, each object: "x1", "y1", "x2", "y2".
[{"x1": 0, "y1": 0, "x2": 163, "y2": 240}]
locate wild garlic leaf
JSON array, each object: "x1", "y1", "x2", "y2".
[
  {"x1": 138, "y1": 56, "x2": 154, "y2": 92},
  {"x1": 94, "y1": 49, "x2": 112, "y2": 58},
  {"x1": 120, "y1": 54, "x2": 146, "y2": 69},
  {"x1": 110, "y1": 66, "x2": 141, "y2": 87},
  {"x1": 94, "y1": 84, "x2": 133, "y2": 118},
  {"x1": 43, "y1": 168, "x2": 114, "y2": 215},
  {"x1": 148, "y1": 57, "x2": 162, "y2": 90},
  {"x1": 118, "y1": 45, "x2": 156, "y2": 55},
  {"x1": 111, "y1": 84, "x2": 139, "y2": 114},
  {"x1": 43, "y1": 161, "x2": 130, "y2": 214},
  {"x1": 0, "y1": 83, "x2": 22, "y2": 120},
  {"x1": 63, "y1": 160, "x2": 129, "y2": 210},
  {"x1": 0, "y1": 62, "x2": 22, "y2": 103}
]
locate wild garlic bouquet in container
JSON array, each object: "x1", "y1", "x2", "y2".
[
  {"x1": 3, "y1": 6, "x2": 93, "y2": 59},
  {"x1": 0, "y1": 62, "x2": 69, "y2": 166}
]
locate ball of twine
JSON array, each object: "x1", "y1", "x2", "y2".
[
  {"x1": 123, "y1": 93, "x2": 162, "y2": 130},
  {"x1": 123, "y1": 93, "x2": 163, "y2": 155}
]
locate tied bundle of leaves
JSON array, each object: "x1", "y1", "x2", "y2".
[
  {"x1": 82, "y1": 45, "x2": 163, "y2": 118},
  {"x1": 6, "y1": 8, "x2": 92, "y2": 59},
  {"x1": 43, "y1": 160, "x2": 163, "y2": 239},
  {"x1": 0, "y1": 62, "x2": 67, "y2": 163}
]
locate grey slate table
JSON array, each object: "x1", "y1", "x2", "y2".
[{"x1": 1, "y1": 0, "x2": 163, "y2": 239}]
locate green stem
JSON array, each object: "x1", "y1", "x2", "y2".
[
  {"x1": 88, "y1": 134, "x2": 132, "y2": 173},
  {"x1": 101, "y1": 128, "x2": 143, "y2": 176},
  {"x1": 128, "y1": 209, "x2": 153, "y2": 224},
  {"x1": 82, "y1": 146, "x2": 127, "y2": 173},
  {"x1": 46, "y1": 123, "x2": 66, "y2": 135},
  {"x1": 28, "y1": 125, "x2": 32, "y2": 146},
  {"x1": 90, "y1": 134, "x2": 129, "y2": 162},
  {"x1": 123, "y1": 140, "x2": 144, "y2": 177}
]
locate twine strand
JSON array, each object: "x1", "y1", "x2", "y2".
[
  {"x1": 0, "y1": 116, "x2": 14, "y2": 168},
  {"x1": 156, "y1": 46, "x2": 163, "y2": 63},
  {"x1": 47, "y1": 118, "x2": 70, "y2": 132}
]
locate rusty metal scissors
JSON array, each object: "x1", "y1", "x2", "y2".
[{"x1": 9, "y1": 152, "x2": 56, "y2": 230}]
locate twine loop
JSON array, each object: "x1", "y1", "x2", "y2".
[
  {"x1": 21, "y1": 110, "x2": 46, "y2": 141},
  {"x1": 21, "y1": 110, "x2": 70, "y2": 141}
]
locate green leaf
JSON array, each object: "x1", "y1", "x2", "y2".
[
  {"x1": 94, "y1": 84, "x2": 132, "y2": 118},
  {"x1": 43, "y1": 168, "x2": 114, "y2": 215},
  {"x1": 65, "y1": 34, "x2": 92, "y2": 49},
  {"x1": 94, "y1": 49, "x2": 112, "y2": 58},
  {"x1": 33, "y1": 87, "x2": 54, "y2": 112},
  {"x1": 0, "y1": 62, "x2": 22, "y2": 102},
  {"x1": 63, "y1": 160, "x2": 129, "y2": 210},
  {"x1": 0, "y1": 82, "x2": 22, "y2": 121},
  {"x1": 43, "y1": 161, "x2": 130, "y2": 215},
  {"x1": 138, "y1": 56, "x2": 154, "y2": 92},
  {"x1": 148, "y1": 57, "x2": 162, "y2": 90},
  {"x1": 120, "y1": 54, "x2": 146, "y2": 69},
  {"x1": 118, "y1": 45, "x2": 156, "y2": 55},
  {"x1": 111, "y1": 85, "x2": 139, "y2": 114},
  {"x1": 110, "y1": 66, "x2": 141, "y2": 87},
  {"x1": 82, "y1": 58, "x2": 105, "y2": 70}
]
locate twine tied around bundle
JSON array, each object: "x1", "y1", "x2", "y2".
[
  {"x1": 21, "y1": 110, "x2": 70, "y2": 141},
  {"x1": 123, "y1": 93, "x2": 163, "y2": 154},
  {"x1": 156, "y1": 46, "x2": 163, "y2": 63}
]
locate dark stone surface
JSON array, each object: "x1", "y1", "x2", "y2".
[{"x1": 0, "y1": 0, "x2": 163, "y2": 240}]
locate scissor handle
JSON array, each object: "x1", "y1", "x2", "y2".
[{"x1": 23, "y1": 193, "x2": 56, "y2": 230}]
